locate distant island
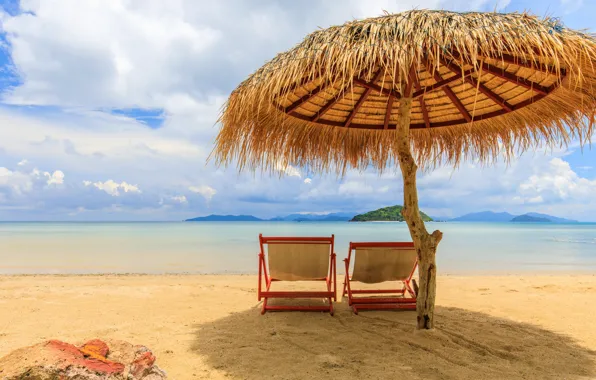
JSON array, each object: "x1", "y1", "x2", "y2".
[
  {"x1": 350, "y1": 205, "x2": 433, "y2": 222},
  {"x1": 511, "y1": 215, "x2": 551, "y2": 223},
  {"x1": 451, "y1": 211, "x2": 577, "y2": 223}
]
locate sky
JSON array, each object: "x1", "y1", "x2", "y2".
[{"x1": 0, "y1": 0, "x2": 594, "y2": 221}]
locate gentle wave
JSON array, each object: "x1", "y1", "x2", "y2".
[{"x1": 550, "y1": 237, "x2": 596, "y2": 244}]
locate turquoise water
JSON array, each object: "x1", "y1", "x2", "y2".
[{"x1": 0, "y1": 222, "x2": 595, "y2": 275}]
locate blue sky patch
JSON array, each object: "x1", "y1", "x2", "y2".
[
  {"x1": 0, "y1": 0, "x2": 21, "y2": 17},
  {"x1": 109, "y1": 108, "x2": 166, "y2": 129}
]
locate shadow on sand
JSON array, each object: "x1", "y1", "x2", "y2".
[{"x1": 193, "y1": 300, "x2": 596, "y2": 380}]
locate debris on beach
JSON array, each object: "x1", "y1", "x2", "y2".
[{"x1": 0, "y1": 339, "x2": 167, "y2": 379}]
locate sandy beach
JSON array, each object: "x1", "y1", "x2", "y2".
[{"x1": 1, "y1": 274, "x2": 595, "y2": 379}]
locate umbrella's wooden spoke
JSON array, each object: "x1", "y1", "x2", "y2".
[
  {"x1": 344, "y1": 71, "x2": 384, "y2": 128},
  {"x1": 311, "y1": 87, "x2": 348, "y2": 122},
  {"x1": 405, "y1": 64, "x2": 418, "y2": 97},
  {"x1": 284, "y1": 83, "x2": 327, "y2": 114},
  {"x1": 353, "y1": 78, "x2": 401, "y2": 100},
  {"x1": 419, "y1": 97, "x2": 431, "y2": 128},
  {"x1": 432, "y1": 71, "x2": 472, "y2": 122},
  {"x1": 468, "y1": 76, "x2": 514, "y2": 112},
  {"x1": 413, "y1": 73, "x2": 431, "y2": 128},
  {"x1": 480, "y1": 62, "x2": 550, "y2": 95},
  {"x1": 413, "y1": 68, "x2": 476, "y2": 99},
  {"x1": 344, "y1": 88, "x2": 372, "y2": 127},
  {"x1": 441, "y1": 59, "x2": 514, "y2": 112},
  {"x1": 383, "y1": 96, "x2": 394, "y2": 130}
]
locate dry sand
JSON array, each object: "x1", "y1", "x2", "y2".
[{"x1": 1, "y1": 274, "x2": 595, "y2": 379}]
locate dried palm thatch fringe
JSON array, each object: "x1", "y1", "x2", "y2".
[{"x1": 212, "y1": 10, "x2": 596, "y2": 174}]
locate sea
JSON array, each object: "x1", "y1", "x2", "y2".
[{"x1": 0, "y1": 221, "x2": 595, "y2": 275}]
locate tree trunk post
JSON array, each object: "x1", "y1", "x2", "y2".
[{"x1": 395, "y1": 91, "x2": 443, "y2": 330}]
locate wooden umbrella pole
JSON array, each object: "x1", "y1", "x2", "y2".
[{"x1": 396, "y1": 95, "x2": 443, "y2": 330}]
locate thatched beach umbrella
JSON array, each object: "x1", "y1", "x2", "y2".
[{"x1": 212, "y1": 10, "x2": 596, "y2": 329}]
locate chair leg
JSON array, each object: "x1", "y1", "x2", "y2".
[
  {"x1": 405, "y1": 280, "x2": 416, "y2": 298},
  {"x1": 411, "y1": 279, "x2": 419, "y2": 297},
  {"x1": 343, "y1": 259, "x2": 350, "y2": 299},
  {"x1": 333, "y1": 264, "x2": 337, "y2": 302},
  {"x1": 345, "y1": 277, "x2": 354, "y2": 306}
]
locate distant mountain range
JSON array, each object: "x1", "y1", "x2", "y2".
[
  {"x1": 450, "y1": 211, "x2": 577, "y2": 223},
  {"x1": 185, "y1": 212, "x2": 356, "y2": 222},
  {"x1": 450, "y1": 211, "x2": 516, "y2": 222},
  {"x1": 185, "y1": 209, "x2": 578, "y2": 223},
  {"x1": 269, "y1": 212, "x2": 355, "y2": 222}
]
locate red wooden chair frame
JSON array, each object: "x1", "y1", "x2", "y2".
[
  {"x1": 342, "y1": 242, "x2": 417, "y2": 314},
  {"x1": 258, "y1": 234, "x2": 337, "y2": 315}
]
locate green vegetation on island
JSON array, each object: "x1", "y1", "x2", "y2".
[{"x1": 350, "y1": 205, "x2": 433, "y2": 222}]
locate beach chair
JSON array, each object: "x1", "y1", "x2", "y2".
[
  {"x1": 258, "y1": 234, "x2": 337, "y2": 315},
  {"x1": 342, "y1": 242, "x2": 418, "y2": 314}
]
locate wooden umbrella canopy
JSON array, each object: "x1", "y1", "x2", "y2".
[{"x1": 212, "y1": 10, "x2": 596, "y2": 329}]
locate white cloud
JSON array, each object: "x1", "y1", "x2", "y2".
[
  {"x1": 1, "y1": 166, "x2": 67, "y2": 195},
  {"x1": 0, "y1": 167, "x2": 33, "y2": 195},
  {"x1": 189, "y1": 185, "x2": 217, "y2": 201},
  {"x1": 338, "y1": 181, "x2": 374, "y2": 196},
  {"x1": 517, "y1": 158, "x2": 596, "y2": 204},
  {"x1": 17, "y1": 159, "x2": 28, "y2": 166},
  {"x1": 378, "y1": 185, "x2": 390, "y2": 193},
  {"x1": 275, "y1": 161, "x2": 301, "y2": 178},
  {"x1": 2, "y1": 0, "x2": 221, "y2": 109},
  {"x1": 84, "y1": 179, "x2": 141, "y2": 196},
  {"x1": 304, "y1": 178, "x2": 312, "y2": 184},
  {"x1": 0, "y1": 109, "x2": 206, "y2": 161},
  {"x1": 171, "y1": 195, "x2": 188, "y2": 203},
  {"x1": 44, "y1": 170, "x2": 65, "y2": 185}
]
